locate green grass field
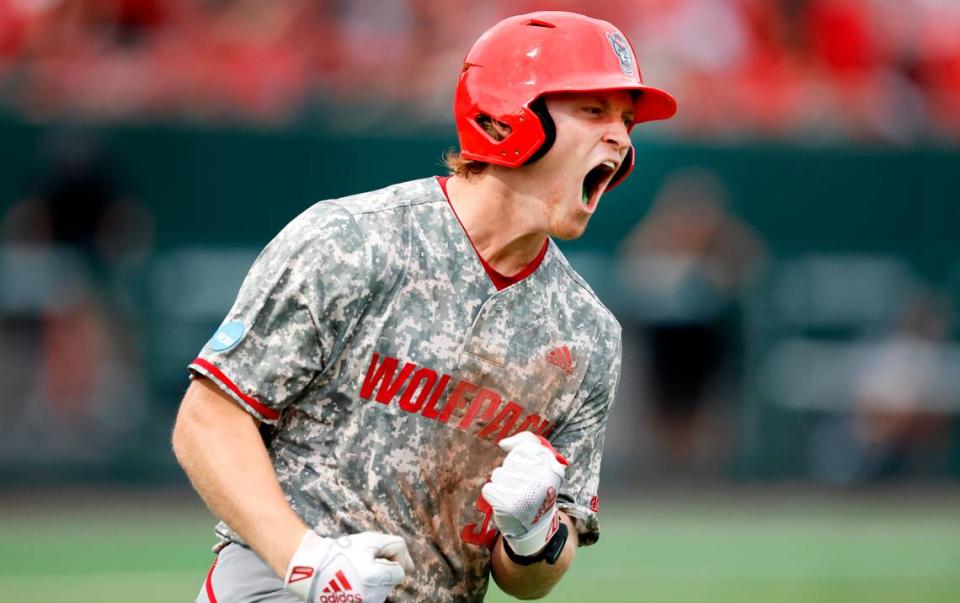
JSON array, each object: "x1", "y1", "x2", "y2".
[{"x1": 2, "y1": 490, "x2": 959, "y2": 602}]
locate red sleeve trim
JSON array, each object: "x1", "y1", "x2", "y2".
[
  {"x1": 205, "y1": 556, "x2": 219, "y2": 603},
  {"x1": 191, "y1": 357, "x2": 281, "y2": 422}
]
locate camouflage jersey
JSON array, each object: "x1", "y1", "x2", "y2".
[{"x1": 188, "y1": 177, "x2": 622, "y2": 602}]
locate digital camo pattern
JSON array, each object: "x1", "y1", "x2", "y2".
[{"x1": 189, "y1": 177, "x2": 622, "y2": 602}]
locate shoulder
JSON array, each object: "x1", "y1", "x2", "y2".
[
  {"x1": 291, "y1": 177, "x2": 443, "y2": 239},
  {"x1": 547, "y1": 242, "x2": 622, "y2": 342},
  {"x1": 329, "y1": 177, "x2": 443, "y2": 242},
  {"x1": 284, "y1": 177, "x2": 443, "y2": 250},
  {"x1": 291, "y1": 177, "x2": 444, "y2": 288},
  {"x1": 544, "y1": 244, "x2": 622, "y2": 396},
  {"x1": 327, "y1": 177, "x2": 444, "y2": 220},
  {"x1": 265, "y1": 198, "x2": 366, "y2": 269}
]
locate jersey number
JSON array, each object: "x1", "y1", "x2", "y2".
[{"x1": 460, "y1": 493, "x2": 498, "y2": 549}]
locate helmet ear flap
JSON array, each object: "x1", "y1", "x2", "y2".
[{"x1": 522, "y1": 97, "x2": 556, "y2": 166}]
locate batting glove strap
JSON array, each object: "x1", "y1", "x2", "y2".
[{"x1": 504, "y1": 522, "x2": 569, "y2": 566}]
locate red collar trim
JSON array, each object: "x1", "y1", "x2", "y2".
[{"x1": 437, "y1": 176, "x2": 549, "y2": 291}]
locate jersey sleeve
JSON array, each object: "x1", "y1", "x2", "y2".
[
  {"x1": 188, "y1": 202, "x2": 369, "y2": 424},
  {"x1": 550, "y1": 321, "x2": 622, "y2": 546}
]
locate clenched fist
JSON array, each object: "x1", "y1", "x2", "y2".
[{"x1": 481, "y1": 432, "x2": 569, "y2": 557}]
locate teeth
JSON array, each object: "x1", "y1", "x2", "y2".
[{"x1": 601, "y1": 160, "x2": 616, "y2": 170}]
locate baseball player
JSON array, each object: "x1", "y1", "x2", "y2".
[{"x1": 173, "y1": 11, "x2": 676, "y2": 602}]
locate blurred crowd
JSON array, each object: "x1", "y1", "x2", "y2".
[
  {"x1": 0, "y1": 131, "x2": 152, "y2": 465},
  {"x1": 1, "y1": 0, "x2": 958, "y2": 142},
  {"x1": 613, "y1": 168, "x2": 959, "y2": 482}
]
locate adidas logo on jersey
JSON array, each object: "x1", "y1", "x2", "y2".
[
  {"x1": 318, "y1": 570, "x2": 363, "y2": 602},
  {"x1": 547, "y1": 345, "x2": 574, "y2": 375}
]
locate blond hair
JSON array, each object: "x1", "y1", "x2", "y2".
[{"x1": 443, "y1": 150, "x2": 487, "y2": 177}]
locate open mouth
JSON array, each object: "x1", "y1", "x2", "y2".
[{"x1": 581, "y1": 160, "x2": 618, "y2": 208}]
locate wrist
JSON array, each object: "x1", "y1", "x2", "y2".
[
  {"x1": 503, "y1": 522, "x2": 569, "y2": 566},
  {"x1": 284, "y1": 530, "x2": 327, "y2": 600},
  {"x1": 501, "y1": 506, "x2": 561, "y2": 557},
  {"x1": 253, "y1": 517, "x2": 312, "y2": 578}
]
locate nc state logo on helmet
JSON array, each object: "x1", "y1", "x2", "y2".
[{"x1": 453, "y1": 11, "x2": 677, "y2": 189}]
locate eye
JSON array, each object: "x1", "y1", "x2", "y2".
[
  {"x1": 582, "y1": 105, "x2": 604, "y2": 116},
  {"x1": 623, "y1": 116, "x2": 635, "y2": 127}
]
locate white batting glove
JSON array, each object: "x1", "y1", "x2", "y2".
[
  {"x1": 481, "y1": 432, "x2": 569, "y2": 557},
  {"x1": 284, "y1": 530, "x2": 413, "y2": 603}
]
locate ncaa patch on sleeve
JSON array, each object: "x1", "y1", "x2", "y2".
[{"x1": 209, "y1": 320, "x2": 246, "y2": 352}]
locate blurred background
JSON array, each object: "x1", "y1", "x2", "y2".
[{"x1": 1, "y1": 0, "x2": 958, "y2": 601}]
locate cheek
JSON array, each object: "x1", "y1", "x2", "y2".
[
  {"x1": 537, "y1": 175, "x2": 570, "y2": 200},
  {"x1": 541, "y1": 116, "x2": 588, "y2": 162}
]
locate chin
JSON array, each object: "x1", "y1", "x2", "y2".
[{"x1": 549, "y1": 218, "x2": 589, "y2": 241}]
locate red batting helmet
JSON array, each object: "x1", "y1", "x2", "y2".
[{"x1": 454, "y1": 11, "x2": 677, "y2": 188}]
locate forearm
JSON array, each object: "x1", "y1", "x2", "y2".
[
  {"x1": 172, "y1": 378, "x2": 307, "y2": 577},
  {"x1": 490, "y1": 513, "x2": 578, "y2": 599}
]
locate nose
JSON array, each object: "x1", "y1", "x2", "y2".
[{"x1": 603, "y1": 121, "x2": 631, "y2": 157}]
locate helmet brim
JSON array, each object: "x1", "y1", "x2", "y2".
[
  {"x1": 537, "y1": 81, "x2": 677, "y2": 124},
  {"x1": 631, "y1": 85, "x2": 678, "y2": 123}
]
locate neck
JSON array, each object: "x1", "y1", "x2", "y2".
[{"x1": 446, "y1": 171, "x2": 550, "y2": 277}]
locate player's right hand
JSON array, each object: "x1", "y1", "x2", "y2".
[{"x1": 284, "y1": 530, "x2": 413, "y2": 603}]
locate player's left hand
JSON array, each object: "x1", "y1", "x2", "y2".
[
  {"x1": 284, "y1": 530, "x2": 414, "y2": 603},
  {"x1": 481, "y1": 431, "x2": 569, "y2": 557}
]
